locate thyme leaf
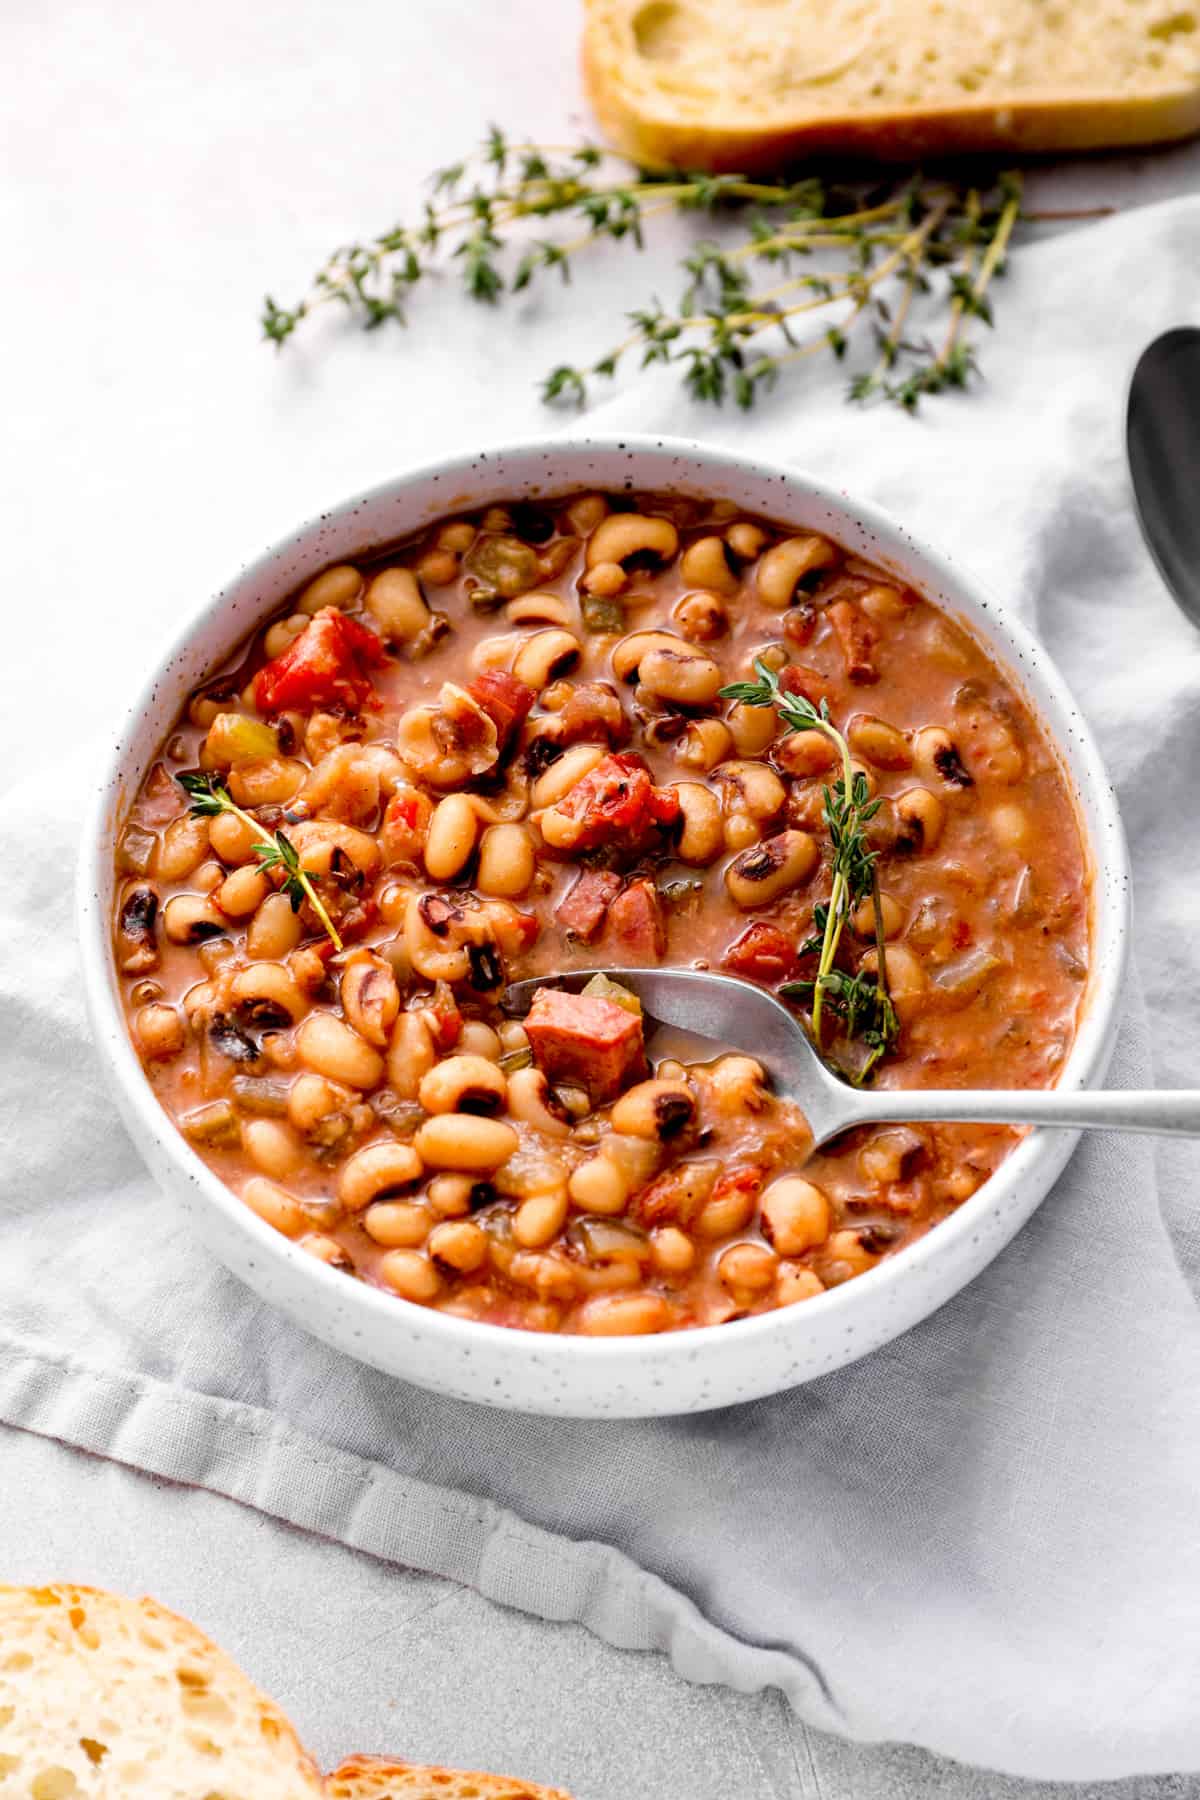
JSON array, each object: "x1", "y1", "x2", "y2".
[
  {"x1": 719, "y1": 659, "x2": 899, "y2": 1082},
  {"x1": 176, "y1": 772, "x2": 343, "y2": 951},
  {"x1": 261, "y1": 130, "x2": 1093, "y2": 414}
]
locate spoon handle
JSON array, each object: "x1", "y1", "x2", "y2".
[{"x1": 848, "y1": 1088, "x2": 1200, "y2": 1137}]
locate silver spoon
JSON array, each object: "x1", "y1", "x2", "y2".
[
  {"x1": 1127, "y1": 325, "x2": 1200, "y2": 627},
  {"x1": 502, "y1": 969, "x2": 1200, "y2": 1149}
]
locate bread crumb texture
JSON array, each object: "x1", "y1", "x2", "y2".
[
  {"x1": 0, "y1": 1584, "x2": 324, "y2": 1800},
  {"x1": 584, "y1": 0, "x2": 1200, "y2": 163}
]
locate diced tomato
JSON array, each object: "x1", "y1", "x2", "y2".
[
  {"x1": 467, "y1": 670, "x2": 535, "y2": 752},
  {"x1": 380, "y1": 787, "x2": 433, "y2": 865},
  {"x1": 426, "y1": 980, "x2": 463, "y2": 1052},
  {"x1": 551, "y1": 753, "x2": 677, "y2": 851},
  {"x1": 722, "y1": 921, "x2": 797, "y2": 985},
  {"x1": 556, "y1": 869, "x2": 624, "y2": 943},
  {"x1": 525, "y1": 987, "x2": 648, "y2": 1104},
  {"x1": 779, "y1": 664, "x2": 836, "y2": 711},
  {"x1": 607, "y1": 878, "x2": 666, "y2": 961},
  {"x1": 253, "y1": 607, "x2": 386, "y2": 715}
]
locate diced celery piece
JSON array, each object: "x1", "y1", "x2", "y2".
[{"x1": 582, "y1": 972, "x2": 642, "y2": 1015}]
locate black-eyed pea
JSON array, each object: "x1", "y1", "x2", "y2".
[
  {"x1": 859, "y1": 942, "x2": 926, "y2": 1016},
  {"x1": 576, "y1": 1293, "x2": 672, "y2": 1335},
  {"x1": 135, "y1": 1002, "x2": 184, "y2": 1060},
  {"x1": 215, "y1": 864, "x2": 270, "y2": 919},
  {"x1": 414, "y1": 1114, "x2": 519, "y2": 1172},
  {"x1": 365, "y1": 567, "x2": 430, "y2": 641},
  {"x1": 637, "y1": 646, "x2": 723, "y2": 706},
  {"x1": 713, "y1": 760, "x2": 786, "y2": 823},
  {"x1": 296, "y1": 1013, "x2": 384, "y2": 1089},
  {"x1": 895, "y1": 786, "x2": 946, "y2": 853},
  {"x1": 847, "y1": 715, "x2": 912, "y2": 772},
  {"x1": 777, "y1": 1265, "x2": 825, "y2": 1305},
  {"x1": 243, "y1": 1117, "x2": 304, "y2": 1181},
  {"x1": 424, "y1": 793, "x2": 480, "y2": 881},
  {"x1": 694, "y1": 1182, "x2": 758, "y2": 1239},
  {"x1": 673, "y1": 590, "x2": 728, "y2": 641},
  {"x1": 154, "y1": 814, "x2": 210, "y2": 881},
  {"x1": 457, "y1": 1020, "x2": 502, "y2": 1061},
  {"x1": 726, "y1": 702, "x2": 778, "y2": 757},
  {"x1": 723, "y1": 811, "x2": 761, "y2": 853},
  {"x1": 209, "y1": 810, "x2": 259, "y2": 865},
  {"x1": 300, "y1": 1233, "x2": 353, "y2": 1269},
  {"x1": 513, "y1": 1186, "x2": 569, "y2": 1248},
  {"x1": 858, "y1": 1126, "x2": 930, "y2": 1185},
  {"x1": 379, "y1": 1248, "x2": 442, "y2": 1302},
  {"x1": 242, "y1": 1176, "x2": 311, "y2": 1239},
  {"x1": 650, "y1": 1226, "x2": 695, "y2": 1275},
  {"x1": 717, "y1": 1242, "x2": 778, "y2": 1294},
  {"x1": 418, "y1": 1054, "x2": 507, "y2": 1117},
  {"x1": 568, "y1": 1155, "x2": 628, "y2": 1215},
  {"x1": 678, "y1": 535, "x2": 739, "y2": 594},
  {"x1": 725, "y1": 830, "x2": 819, "y2": 908},
  {"x1": 476, "y1": 823, "x2": 535, "y2": 898},
  {"x1": 912, "y1": 725, "x2": 973, "y2": 789},
  {"x1": 673, "y1": 783, "x2": 723, "y2": 865},
  {"x1": 437, "y1": 520, "x2": 476, "y2": 554},
  {"x1": 675, "y1": 717, "x2": 733, "y2": 772},
  {"x1": 191, "y1": 860, "x2": 225, "y2": 895},
  {"x1": 822, "y1": 1229, "x2": 881, "y2": 1279},
  {"x1": 530, "y1": 743, "x2": 606, "y2": 810},
  {"x1": 585, "y1": 512, "x2": 679, "y2": 572},
  {"x1": 506, "y1": 592, "x2": 572, "y2": 627},
  {"x1": 162, "y1": 895, "x2": 226, "y2": 945},
  {"x1": 469, "y1": 632, "x2": 519, "y2": 676},
  {"x1": 989, "y1": 802, "x2": 1031, "y2": 851},
  {"x1": 427, "y1": 1173, "x2": 478, "y2": 1217},
  {"x1": 228, "y1": 757, "x2": 308, "y2": 808},
  {"x1": 565, "y1": 492, "x2": 608, "y2": 535},
  {"x1": 859, "y1": 583, "x2": 909, "y2": 622},
  {"x1": 364, "y1": 1199, "x2": 433, "y2": 1248},
  {"x1": 610, "y1": 628, "x2": 683, "y2": 683},
  {"x1": 706, "y1": 1054, "x2": 771, "y2": 1116},
  {"x1": 581, "y1": 561, "x2": 626, "y2": 597},
  {"x1": 414, "y1": 549, "x2": 458, "y2": 586},
  {"x1": 512, "y1": 629, "x2": 582, "y2": 690},
  {"x1": 339, "y1": 1142, "x2": 424, "y2": 1214},
  {"x1": 850, "y1": 891, "x2": 905, "y2": 938},
  {"x1": 725, "y1": 521, "x2": 769, "y2": 560},
  {"x1": 428, "y1": 1219, "x2": 489, "y2": 1273},
  {"x1": 506, "y1": 1066, "x2": 571, "y2": 1138},
  {"x1": 263, "y1": 614, "x2": 309, "y2": 658},
  {"x1": 756, "y1": 535, "x2": 838, "y2": 609},
  {"x1": 610, "y1": 1079, "x2": 695, "y2": 1143},
  {"x1": 760, "y1": 1176, "x2": 830, "y2": 1255},
  {"x1": 230, "y1": 962, "x2": 307, "y2": 1029},
  {"x1": 297, "y1": 564, "x2": 362, "y2": 615}
]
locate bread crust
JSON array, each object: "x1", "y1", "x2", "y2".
[
  {"x1": 325, "y1": 1753, "x2": 573, "y2": 1799},
  {"x1": 582, "y1": 11, "x2": 1200, "y2": 169}
]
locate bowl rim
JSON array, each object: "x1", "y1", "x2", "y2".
[{"x1": 78, "y1": 431, "x2": 1131, "y2": 1376}]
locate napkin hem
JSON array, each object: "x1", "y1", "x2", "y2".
[{"x1": 0, "y1": 1331, "x2": 841, "y2": 1726}]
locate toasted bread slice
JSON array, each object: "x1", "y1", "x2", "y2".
[
  {"x1": 0, "y1": 1584, "x2": 325, "y2": 1799},
  {"x1": 325, "y1": 1754, "x2": 574, "y2": 1800},
  {"x1": 583, "y1": 0, "x2": 1200, "y2": 168}
]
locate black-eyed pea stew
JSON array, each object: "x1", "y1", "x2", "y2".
[{"x1": 114, "y1": 490, "x2": 1090, "y2": 1334}]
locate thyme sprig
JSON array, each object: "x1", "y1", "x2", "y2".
[
  {"x1": 176, "y1": 773, "x2": 343, "y2": 952},
  {"x1": 719, "y1": 660, "x2": 898, "y2": 1082},
  {"x1": 262, "y1": 131, "x2": 1105, "y2": 413}
]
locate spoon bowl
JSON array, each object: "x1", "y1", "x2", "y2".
[
  {"x1": 504, "y1": 969, "x2": 1200, "y2": 1145},
  {"x1": 1127, "y1": 325, "x2": 1200, "y2": 626}
]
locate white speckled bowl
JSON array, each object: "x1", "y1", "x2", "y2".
[{"x1": 78, "y1": 438, "x2": 1129, "y2": 1417}]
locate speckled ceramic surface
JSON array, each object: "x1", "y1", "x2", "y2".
[{"x1": 77, "y1": 437, "x2": 1130, "y2": 1417}]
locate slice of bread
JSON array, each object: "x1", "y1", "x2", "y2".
[
  {"x1": 0, "y1": 1584, "x2": 325, "y2": 1799},
  {"x1": 583, "y1": 0, "x2": 1200, "y2": 168},
  {"x1": 324, "y1": 1755, "x2": 573, "y2": 1800}
]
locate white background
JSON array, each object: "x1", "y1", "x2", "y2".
[{"x1": 5, "y1": 1, "x2": 1200, "y2": 1794}]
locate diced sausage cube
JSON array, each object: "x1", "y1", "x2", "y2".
[
  {"x1": 606, "y1": 878, "x2": 666, "y2": 962},
  {"x1": 556, "y1": 869, "x2": 624, "y2": 944},
  {"x1": 525, "y1": 988, "x2": 648, "y2": 1104}
]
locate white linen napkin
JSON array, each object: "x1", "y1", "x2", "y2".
[{"x1": 3, "y1": 195, "x2": 1200, "y2": 1783}]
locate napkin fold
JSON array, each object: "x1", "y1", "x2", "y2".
[{"x1": 4, "y1": 196, "x2": 1200, "y2": 1782}]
